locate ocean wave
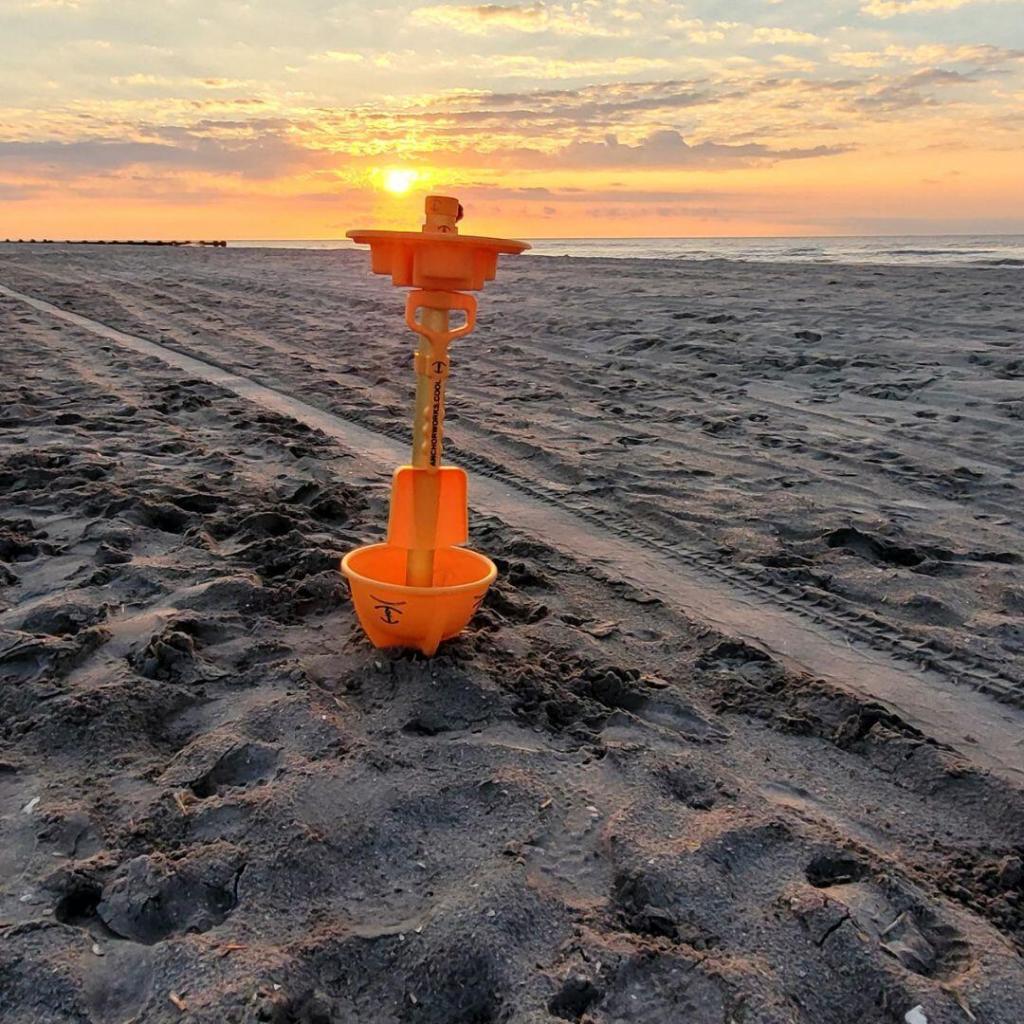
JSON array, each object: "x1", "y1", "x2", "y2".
[{"x1": 876, "y1": 248, "x2": 990, "y2": 257}]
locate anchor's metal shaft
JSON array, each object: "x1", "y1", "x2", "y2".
[{"x1": 406, "y1": 306, "x2": 449, "y2": 586}]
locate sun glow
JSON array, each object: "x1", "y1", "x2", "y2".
[{"x1": 382, "y1": 168, "x2": 418, "y2": 195}]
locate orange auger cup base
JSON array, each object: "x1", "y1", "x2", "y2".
[
  {"x1": 342, "y1": 196, "x2": 528, "y2": 656},
  {"x1": 342, "y1": 544, "x2": 496, "y2": 656}
]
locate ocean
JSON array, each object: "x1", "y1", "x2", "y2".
[{"x1": 230, "y1": 234, "x2": 1024, "y2": 267}]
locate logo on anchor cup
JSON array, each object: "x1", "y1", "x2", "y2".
[{"x1": 371, "y1": 595, "x2": 406, "y2": 625}]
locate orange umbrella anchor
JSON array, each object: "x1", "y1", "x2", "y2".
[{"x1": 341, "y1": 196, "x2": 529, "y2": 655}]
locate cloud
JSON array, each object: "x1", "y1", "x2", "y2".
[
  {"x1": 773, "y1": 54, "x2": 818, "y2": 72},
  {"x1": 496, "y1": 129, "x2": 849, "y2": 170},
  {"x1": 852, "y1": 67, "x2": 975, "y2": 111},
  {"x1": 751, "y1": 27, "x2": 823, "y2": 45},
  {"x1": 833, "y1": 42, "x2": 1024, "y2": 69},
  {"x1": 832, "y1": 49, "x2": 890, "y2": 68},
  {"x1": 0, "y1": 130, "x2": 329, "y2": 180},
  {"x1": 885, "y1": 43, "x2": 1024, "y2": 66},
  {"x1": 667, "y1": 18, "x2": 738, "y2": 44},
  {"x1": 860, "y1": 0, "x2": 1000, "y2": 16},
  {"x1": 108, "y1": 74, "x2": 252, "y2": 89},
  {"x1": 457, "y1": 183, "x2": 736, "y2": 203},
  {"x1": 413, "y1": 80, "x2": 715, "y2": 130},
  {"x1": 0, "y1": 182, "x2": 42, "y2": 200},
  {"x1": 580, "y1": 203, "x2": 730, "y2": 220},
  {"x1": 409, "y1": 2, "x2": 611, "y2": 36},
  {"x1": 311, "y1": 51, "x2": 364, "y2": 64},
  {"x1": 15, "y1": 0, "x2": 86, "y2": 8},
  {"x1": 467, "y1": 55, "x2": 673, "y2": 79}
]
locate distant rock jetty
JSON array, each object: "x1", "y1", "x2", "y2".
[{"x1": 3, "y1": 239, "x2": 227, "y2": 247}]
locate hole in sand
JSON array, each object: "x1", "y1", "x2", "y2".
[
  {"x1": 548, "y1": 975, "x2": 603, "y2": 1021},
  {"x1": 55, "y1": 881, "x2": 102, "y2": 925},
  {"x1": 806, "y1": 853, "x2": 869, "y2": 888}
]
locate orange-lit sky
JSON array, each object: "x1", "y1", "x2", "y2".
[{"x1": 1, "y1": 0, "x2": 1022, "y2": 238}]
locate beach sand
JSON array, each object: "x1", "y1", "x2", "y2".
[{"x1": 1, "y1": 244, "x2": 1023, "y2": 1023}]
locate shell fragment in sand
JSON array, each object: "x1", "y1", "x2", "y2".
[{"x1": 905, "y1": 1007, "x2": 928, "y2": 1024}]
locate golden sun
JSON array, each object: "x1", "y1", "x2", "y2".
[{"x1": 382, "y1": 168, "x2": 417, "y2": 195}]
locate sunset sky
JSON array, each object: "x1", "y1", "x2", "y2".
[{"x1": 1, "y1": 0, "x2": 1022, "y2": 238}]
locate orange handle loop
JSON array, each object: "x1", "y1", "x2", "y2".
[{"x1": 405, "y1": 290, "x2": 477, "y2": 346}]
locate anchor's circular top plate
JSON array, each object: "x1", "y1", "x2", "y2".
[{"x1": 346, "y1": 229, "x2": 530, "y2": 290}]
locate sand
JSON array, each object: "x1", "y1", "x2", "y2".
[{"x1": 1, "y1": 243, "x2": 1023, "y2": 1023}]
